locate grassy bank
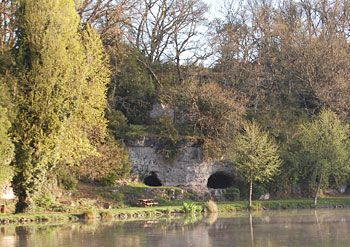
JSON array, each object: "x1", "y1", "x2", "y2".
[
  {"x1": 0, "y1": 206, "x2": 184, "y2": 224},
  {"x1": 0, "y1": 212, "x2": 80, "y2": 224},
  {"x1": 217, "y1": 197, "x2": 350, "y2": 212},
  {"x1": 1, "y1": 197, "x2": 350, "y2": 224}
]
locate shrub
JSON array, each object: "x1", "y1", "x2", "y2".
[
  {"x1": 61, "y1": 175, "x2": 78, "y2": 191},
  {"x1": 77, "y1": 139, "x2": 132, "y2": 184},
  {"x1": 125, "y1": 124, "x2": 148, "y2": 139},
  {"x1": 252, "y1": 185, "x2": 267, "y2": 200},
  {"x1": 204, "y1": 200, "x2": 218, "y2": 213},
  {"x1": 56, "y1": 167, "x2": 78, "y2": 191},
  {"x1": 250, "y1": 202, "x2": 262, "y2": 211},
  {"x1": 107, "y1": 110, "x2": 129, "y2": 139},
  {"x1": 102, "y1": 173, "x2": 118, "y2": 187},
  {"x1": 35, "y1": 194, "x2": 60, "y2": 210},
  {"x1": 101, "y1": 211, "x2": 114, "y2": 219},
  {"x1": 225, "y1": 188, "x2": 240, "y2": 201},
  {"x1": 182, "y1": 202, "x2": 202, "y2": 214},
  {"x1": 82, "y1": 210, "x2": 99, "y2": 220},
  {"x1": 164, "y1": 208, "x2": 172, "y2": 214},
  {"x1": 154, "y1": 116, "x2": 180, "y2": 160}
]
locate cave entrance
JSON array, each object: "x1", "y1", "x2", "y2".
[
  {"x1": 207, "y1": 172, "x2": 233, "y2": 189},
  {"x1": 144, "y1": 172, "x2": 162, "y2": 187}
]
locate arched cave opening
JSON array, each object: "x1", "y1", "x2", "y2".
[
  {"x1": 144, "y1": 172, "x2": 162, "y2": 187},
  {"x1": 207, "y1": 172, "x2": 234, "y2": 189}
]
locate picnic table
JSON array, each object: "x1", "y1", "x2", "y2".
[{"x1": 136, "y1": 199, "x2": 158, "y2": 207}]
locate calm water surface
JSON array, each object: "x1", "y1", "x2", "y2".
[{"x1": 1, "y1": 209, "x2": 350, "y2": 247}]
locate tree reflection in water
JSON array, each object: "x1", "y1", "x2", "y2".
[
  {"x1": 2, "y1": 210, "x2": 350, "y2": 246},
  {"x1": 250, "y1": 213, "x2": 254, "y2": 247}
]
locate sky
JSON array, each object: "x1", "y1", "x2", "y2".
[{"x1": 205, "y1": 0, "x2": 223, "y2": 20}]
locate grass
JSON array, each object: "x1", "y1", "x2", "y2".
[
  {"x1": 217, "y1": 197, "x2": 350, "y2": 211},
  {"x1": 0, "y1": 212, "x2": 80, "y2": 224},
  {"x1": 2, "y1": 197, "x2": 350, "y2": 224},
  {"x1": 2, "y1": 181, "x2": 350, "y2": 225}
]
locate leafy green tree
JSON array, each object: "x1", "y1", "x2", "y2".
[
  {"x1": 299, "y1": 110, "x2": 350, "y2": 206},
  {"x1": 229, "y1": 121, "x2": 282, "y2": 209},
  {"x1": 12, "y1": 0, "x2": 109, "y2": 212},
  {"x1": 108, "y1": 44, "x2": 157, "y2": 124},
  {"x1": 0, "y1": 79, "x2": 14, "y2": 190}
]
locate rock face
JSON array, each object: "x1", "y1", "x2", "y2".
[
  {"x1": 127, "y1": 137, "x2": 234, "y2": 194},
  {"x1": 149, "y1": 102, "x2": 174, "y2": 121}
]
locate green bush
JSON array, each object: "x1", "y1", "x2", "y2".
[
  {"x1": 35, "y1": 194, "x2": 60, "y2": 210},
  {"x1": 250, "y1": 202, "x2": 262, "y2": 211},
  {"x1": 77, "y1": 139, "x2": 132, "y2": 184},
  {"x1": 252, "y1": 185, "x2": 267, "y2": 200},
  {"x1": 101, "y1": 211, "x2": 114, "y2": 219},
  {"x1": 82, "y1": 210, "x2": 99, "y2": 220},
  {"x1": 225, "y1": 187, "x2": 240, "y2": 201},
  {"x1": 56, "y1": 167, "x2": 78, "y2": 191},
  {"x1": 164, "y1": 208, "x2": 173, "y2": 214},
  {"x1": 125, "y1": 124, "x2": 148, "y2": 139},
  {"x1": 107, "y1": 110, "x2": 129, "y2": 139},
  {"x1": 110, "y1": 44, "x2": 157, "y2": 125},
  {"x1": 182, "y1": 202, "x2": 202, "y2": 214},
  {"x1": 102, "y1": 173, "x2": 118, "y2": 187},
  {"x1": 61, "y1": 175, "x2": 78, "y2": 191},
  {"x1": 154, "y1": 116, "x2": 180, "y2": 160}
]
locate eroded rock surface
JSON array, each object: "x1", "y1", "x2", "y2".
[{"x1": 127, "y1": 137, "x2": 233, "y2": 193}]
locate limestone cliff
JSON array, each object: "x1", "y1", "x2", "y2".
[{"x1": 127, "y1": 137, "x2": 234, "y2": 192}]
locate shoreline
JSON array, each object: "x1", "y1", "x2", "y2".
[{"x1": 1, "y1": 197, "x2": 350, "y2": 225}]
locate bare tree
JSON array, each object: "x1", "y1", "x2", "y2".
[
  {"x1": 77, "y1": 0, "x2": 139, "y2": 44},
  {"x1": 0, "y1": 0, "x2": 16, "y2": 50},
  {"x1": 212, "y1": 0, "x2": 350, "y2": 119},
  {"x1": 131, "y1": 0, "x2": 208, "y2": 84}
]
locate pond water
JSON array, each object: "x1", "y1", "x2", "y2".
[{"x1": 1, "y1": 209, "x2": 350, "y2": 247}]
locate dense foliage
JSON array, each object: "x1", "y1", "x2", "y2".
[
  {"x1": 11, "y1": 0, "x2": 109, "y2": 212},
  {"x1": 1, "y1": 0, "x2": 350, "y2": 212},
  {"x1": 0, "y1": 79, "x2": 14, "y2": 190}
]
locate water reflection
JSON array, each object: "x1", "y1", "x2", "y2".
[
  {"x1": 250, "y1": 213, "x2": 254, "y2": 247},
  {"x1": 0, "y1": 227, "x2": 17, "y2": 247},
  {"x1": 2, "y1": 209, "x2": 350, "y2": 246}
]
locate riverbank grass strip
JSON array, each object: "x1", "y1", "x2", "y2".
[{"x1": 2, "y1": 197, "x2": 350, "y2": 224}]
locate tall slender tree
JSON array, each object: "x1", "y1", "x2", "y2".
[
  {"x1": 299, "y1": 110, "x2": 350, "y2": 207},
  {"x1": 12, "y1": 0, "x2": 109, "y2": 212},
  {"x1": 228, "y1": 121, "x2": 281, "y2": 209}
]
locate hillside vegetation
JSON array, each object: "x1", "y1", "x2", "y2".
[{"x1": 1, "y1": 0, "x2": 350, "y2": 212}]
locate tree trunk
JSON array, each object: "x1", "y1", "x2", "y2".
[
  {"x1": 13, "y1": 172, "x2": 37, "y2": 213},
  {"x1": 175, "y1": 54, "x2": 182, "y2": 84},
  {"x1": 313, "y1": 174, "x2": 322, "y2": 207},
  {"x1": 15, "y1": 196, "x2": 35, "y2": 213},
  {"x1": 249, "y1": 178, "x2": 253, "y2": 209},
  {"x1": 12, "y1": 154, "x2": 47, "y2": 213}
]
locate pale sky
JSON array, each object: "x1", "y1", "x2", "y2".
[{"x1": 204, "y1": 0, "x2": 225, "y2": 21}]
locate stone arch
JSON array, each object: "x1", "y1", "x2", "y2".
[
  {"x1": 144, "y1": 172, "x2": 162, "y2": 187},
  {"x1": 207, "y1": 171, "x2": 234, "y2": 189}
]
